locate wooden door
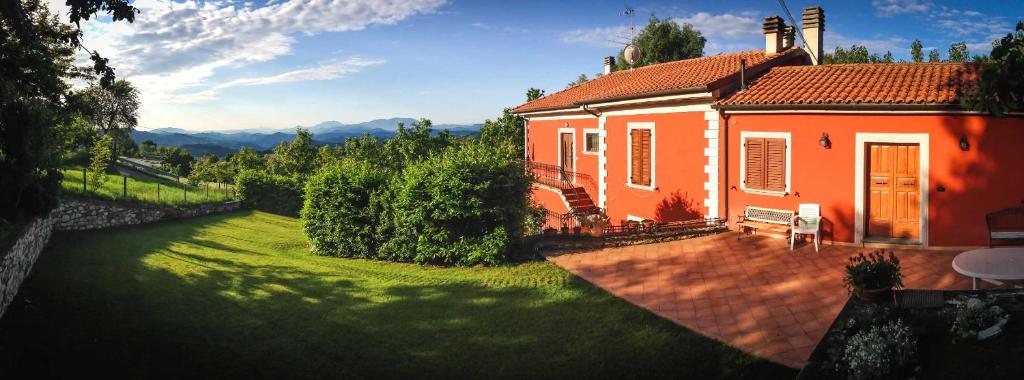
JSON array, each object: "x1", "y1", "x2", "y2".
[
  {"x1": 866, "y1": 143, "x2": 920, "y2": 240},
  {"x1": 560, "y1": 133, "x2": 573, "y2": 179}
]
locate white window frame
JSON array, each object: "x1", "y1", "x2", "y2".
[
  {"x1": 626, "y1": 122, "x2": 656, "y2": 191},
  {"x1": 582, "y1": 129, "x2": 600, "y2": 155},
  {"x1": 739, "y1": 131, "x2": 792, "y2": 196},
  {"x1": 556, "y1": 127, "x2": 577, "y2": 175}
]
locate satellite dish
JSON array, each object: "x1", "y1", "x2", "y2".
[{"x1": 623, "y1": 44, "x2": 640, "y2": 66}]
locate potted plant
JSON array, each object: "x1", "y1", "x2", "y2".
[
  {"x1": 542, "y1": 227, "x2": 558, "y2": 237},
  {"x1": 572, "y1": 225, "x2": 583, "y2": 235},
  {"x1": 560, "y1": 224, "x2": 570, "y2": 235},
  {"x1": 844, "y1": 249, "x2": 904, "y2": 302},
  {"x1": 583, "y1": 213, "x2": 610, "y2": 237}
]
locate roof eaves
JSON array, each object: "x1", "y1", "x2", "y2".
[{"x1": 714, "y1": 102, "x2": 966, "y2": 111}]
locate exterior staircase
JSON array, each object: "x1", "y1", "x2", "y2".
[
  {"x1": 527, "y1": 161, "x2": 605, "y2": 228},
  {"x1": 562, "y1": 186, "x2": 599, "y2": 215}
]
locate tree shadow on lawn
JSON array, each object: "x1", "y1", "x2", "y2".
[{"x1": 0, "y1": 211, "x2": 794, "y2": 379}]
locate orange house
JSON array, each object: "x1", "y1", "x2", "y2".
[{"x1": 515, "y1": 7, "x2": 1023, "y2": 247}]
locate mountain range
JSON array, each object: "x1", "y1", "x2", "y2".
[{"x1": 132, "y1": 118, "x2": 482, "y2": 156}]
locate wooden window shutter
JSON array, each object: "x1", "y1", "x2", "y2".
[
  {"x1": 630, "y1": 129, "x2": 642, "y2": 185},
  {"x1": 640, "y1": 130, "x2": 652, "y2": 186},
  {"x1": 765, "y1": 138, "x2": 786, "y2": 192},
  {"x1": 744, "y1": 138, "x2": 765, "y2": 190}
]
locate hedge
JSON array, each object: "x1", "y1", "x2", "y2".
[
  {"x1": 235, "y1": 170, "x2": 304, "y2": 216},
  {"x1": 301, "y1": 160, "x2": 391, "y2": 258}
]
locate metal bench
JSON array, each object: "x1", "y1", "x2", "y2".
[
  {"x1": 736, "y1": 206, "x2": 794, "y2": 240},
  {"x1": 987, "y1": 207, "x2": 1024, "y2": 247}
]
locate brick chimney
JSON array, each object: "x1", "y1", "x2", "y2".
[
  {"x1": 603, "y1": 56, "x2": 615, "y2": 75},
  {"x1": 802, "y1": 6, "x2": 825, "y2": 65},
  {"x1": 784, "y1": 25, "x2": 796, "y2": 49},
  {"x1": 762, "y1": 16, "x2": 785, "y2": 54}
]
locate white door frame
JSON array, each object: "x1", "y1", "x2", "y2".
[{"x1": 853, "y1": 133, "x2": 929, "y2": 246}]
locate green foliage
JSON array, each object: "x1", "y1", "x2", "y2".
[
  {"x1": 615, "y1": 15, "x2": 705, "y2": 70},
  {"x1": 480, "y1": 109, "x2": 524, "y2": 156},
  {"x1": 302, "y1": 160, "x2": 392, "y2": 258},
  {"x1": 266, "y1": 128, "x2": 317, "y2": 178},
  {"x1": 567, "y1": 73, "x2": 589, "y2": 88},
  {"x1": 188, "y1": 155, "x2": 234, "y2": 185},
  {"x1": 843, "y1": 320, "x2": 916, "y2": 380},
  {"x1": 160, "y1": 147, "x2": 194, "y2": 177},
  {"x1": 235, "y1": 170, "x2": 304, "y2": 216},
  {"x1": 928, "y1": 49, "x2": 941, "y2": 62},
  {"x1": 385, "y1": 143, "x2": 530, "y2": 265},
  {"x1": 844, "y1": 250, "x2": 904, "y2": 291},
  {"x1": 947, "y1": 42, "x2": 970, "y2": 62},
  {"x1": 963, "y1": 21, "x2": 1024, "y2": 115},
  {"x1": 88, "y1": 135, "x2": 113, "y2": 188},
  {"x1": 79, "y1": 79, "x2": 139, "y2": 156},
  {"x1": 139, "y1": 139, "x2": 158, "y2": 159},
  {"x1": 526, "y1": 88, "x2": 545, "y2": 101},
  {"x1": 314, "y1": 145, "x2": 343, "y2": 168},
  {"x1": 229, "y1": 147, "x2": 264, "y2": 172},
  {"x1": 823, "y1": 45, "x2": 894, "y2": 64},
  {"x1": 60, "y1": 166, "x2": 234, "y2": 206},
  {"x1": 911, "y1": 39, "x2": 924, "y2": 62},
  {"x1": 342, "y1": 119, "x2": 454, "y2": 170}
]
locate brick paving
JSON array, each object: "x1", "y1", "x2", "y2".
[{"x1": 545, "y1": 232, "x2": 975, "y2": 369}]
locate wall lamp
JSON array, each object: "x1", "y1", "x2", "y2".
[
  {"x1": 959, "y1": 135, "x2": 970, "y2": 151},
  {"x1": 818, "y1": 132, "x2": 831, "y2": 149}
]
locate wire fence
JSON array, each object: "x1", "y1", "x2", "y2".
[{"x1": 61, "y1": 166, "x2": 236, "y2": 206}]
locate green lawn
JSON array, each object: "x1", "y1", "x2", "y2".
[
  {"x1": 60, "y1": 166, "x2": 235, "y2": 206},
  {"x1": 0, "y1": 211, "x2": 794, "y2": 379}
]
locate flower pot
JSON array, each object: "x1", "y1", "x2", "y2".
[
  {"x1": 855, "y1": 286, "x2": 892, "y2": 302},
  {"x1": 560, "y1": 227, "x2": 570, "y2": 235},
  {"x1": 572, "y1": 226, "x2": 582, "y2": 236},
  {"x1": 591, "y1": 227, "x2": 604, "y2": 237}
]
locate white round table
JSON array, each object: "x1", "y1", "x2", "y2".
[{"x1": 952, "y1": 248, "x2": 1024, "y2": 290}]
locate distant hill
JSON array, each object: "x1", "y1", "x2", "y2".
[{"x1": 134, "y1": 118, "x2": 481, "y2": 157}]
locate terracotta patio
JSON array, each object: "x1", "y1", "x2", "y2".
[{"x1": 545, "y1": 232, "x2": 976, "y2": 369}]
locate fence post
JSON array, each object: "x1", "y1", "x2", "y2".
[
  {"x1": 82, "y1": 167, "x2": 87, "y2": 192},
  {"x1": 123, "y1": 176, "x2": 127, "y2": 198},
  {"x1": 183, "y1": 182, "x2": 187, "y2": 202},
  {"x1": 205, "y1": 183, "x2": 209, "y2": 199},
  {"x1": 157, "y1": 183, "x2": 161, "y2": 202}
]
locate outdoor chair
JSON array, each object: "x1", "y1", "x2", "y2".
[{"x1": 791, "y1": 203, "x2": 821, "y2": 252}]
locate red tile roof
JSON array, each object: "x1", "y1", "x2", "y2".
[
  {"x1": 513, "y1": 49, "x2": 801, "y2": 113},
  {"x1": 716, "y1": 62, "x2": 980, "y2": 109}
]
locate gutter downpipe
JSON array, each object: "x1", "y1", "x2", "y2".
[
  {"x1": 581, "y1": 104, "x2": 601, "y2": 117},
  {"x1": 722, "y1": 112, "x2": 730, "y2": 226}
]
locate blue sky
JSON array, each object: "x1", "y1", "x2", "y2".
[{"x1": 49, "y1": 0, "x2": 1022, "y2": 131}]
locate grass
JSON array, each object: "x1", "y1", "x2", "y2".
[
  {"x1": 0, "y1": 211, "x2": 795, "y2": 379},
  {"x1": 60, "y1": 165, "x2": 235, "y2": 206}
]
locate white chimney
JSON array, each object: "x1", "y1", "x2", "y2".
[
  {"x1": 802, "y1": 6, "x2": 825, "y2": 65},
  {"x1": 603, "y1": 56, "x2": 615, "y2": 75},
  {"x1": 762, "y1": 16, "x2": 785, "y2": 54}
]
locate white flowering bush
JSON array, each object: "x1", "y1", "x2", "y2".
[
  {"x1": 950, "y1": 297, "x2": 1009, "y2": 341},
  {"x1": 842, "y1": 319, "x2": 916, "y2": 380}
]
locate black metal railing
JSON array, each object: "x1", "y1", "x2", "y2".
[{"x1": 528, "y1": 161, "x2": 598, "y2": 203}]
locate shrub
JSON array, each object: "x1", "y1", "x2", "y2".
[
  {"x1": 386, "y1": 143, "x2": 530, "y2": 265},
  {"x1": 301, "y1": 160, "x2": 391, "y2": 258},
  {"x1": 949, "y1": 297, "x2": 1009, "y2": 341},
  {"x1": 88, "y1": 135, "x2": 113, "y2": 189},
  {"x1": 844, "y1": 249, "x2": 904, "y2": 291},
  {"x1": 235, "y1": 170, "x2": 303, "y2": 216},
  {"x1": 843, "y1": 319, "x2": 916, "y2": 380}
]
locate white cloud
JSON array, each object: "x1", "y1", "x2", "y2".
[
  {"x1": 560, "y1": 11, "x2": 763, "y2": 53},
  {"x1": 470, "y1": 22, "x2": 528, "y2": 34},
  {"x1": 215, "y1": 57, "x2": 386, "y2": 89},
  {"x1": 872, "y1": 0, "x2": 931, "y2": 17},
  {"x1": 72, "y1": 0, "x2": 446, "y2": 104}
]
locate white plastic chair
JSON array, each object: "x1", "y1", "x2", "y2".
[{"x1": 791, "y1": 203, "x2": 821, "y2": 252}]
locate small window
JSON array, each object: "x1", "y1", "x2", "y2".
[
  {"x1": 584, "y1": 132, "x2": 600, "y2": 153},
  {"x1": 629, "y1": 128, "x2": 652, "y2": 187},
  {"x1": 743, "y1": 136, "x2": 787, "y2": 193}
]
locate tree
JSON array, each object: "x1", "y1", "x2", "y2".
[
  {"x1": 526, "y1": 88, "x2": 545, "y2": 101},
  {"x1": 1, "y1": 0, "x2": 138, "y2": 222},
  {"x1": 614, "y1": 15, "x2": 705, "y2": 70},
  {"x1": 160, "y1": 147, "x2": 194, "y2": 177},
  {"x1": 266, "y1": 128, "x2": 317, "y2": 177},
  {"x1": 139, "y1": 140, "x2": 158, "y2": 159},
  {"x1": 911, "y1": 39, "x2": 924, "y2": 63},
  {"x1": 80, "y1": 80, "x2": 140, "y2": 156},
  {"x1": 962, "y1": 21, "x2": 1024, "y2": 115},
  {"x1": 88, "y1": 135, "x2": 113, "y2": 188},
  {"x1": 928, "y1": 49, "x2": 941, "y2": 62},
  {"x1": 823, "y1": 45, "x2": 893, "y2": 64},
  {"x1": 947, "y1": 42, "x2": 970, "y2": 62},
  {"x1": 230, "y1": 147, "x2": 264, "y2": 172},
  {"x1": 567, "y1": 73, "x2": 589, "y2": 88}
]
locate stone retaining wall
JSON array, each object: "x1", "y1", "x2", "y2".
[
  {"x1": 0, "y1": 198, "x2": 242, "y2": 318},
  {"x1": 0, "y1": 216, "x2": 54, "y2": 318},
  {"x1": 53, "y1": 198, "x2": 241, "y2": 231}
]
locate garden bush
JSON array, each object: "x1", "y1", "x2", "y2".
[
  {"x1": 301, "y1": 160, "x2": 391, "y2": 258},
  {"x1": 385, "y1": 143, "x2": 530, "y2": 265},
  {"x1": 235, "y1": 170, "x2": 304, "y2": 216}
]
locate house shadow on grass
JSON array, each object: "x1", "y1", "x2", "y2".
[{"x1": 0, "y1": 211, "x2": 795, "y2": 379}]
